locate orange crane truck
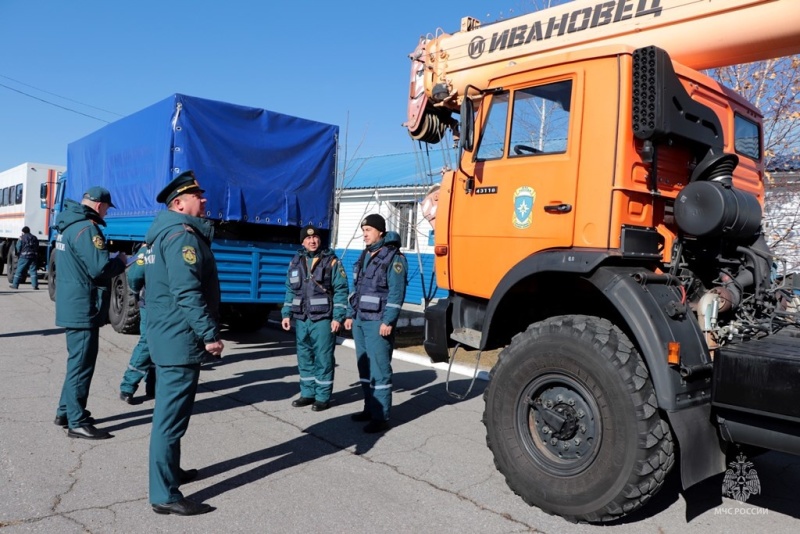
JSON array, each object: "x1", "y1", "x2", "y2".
[{"x1": 408, "y1": 0, "x2": 800, "y2": 523}]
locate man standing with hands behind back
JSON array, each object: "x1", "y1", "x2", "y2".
[
  {"x1": 144, "y1": 170, "x2": 223, "y2": 516},
  {"x1": 54, "y1": 186, "x2": 127, "y2": 439}
]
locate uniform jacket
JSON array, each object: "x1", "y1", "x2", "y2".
[
  {"x1": 127, "y1": 244, "x2": 148, "y2": 308},
  {"x1": 144, "y1": 209, "x2": 221, "y2": 365},
  {"x1": 54, "y1": 199, "x2": 126, "y2": 328},
  {"x1": 348, "y1": 232, "x2": 408, "y2": 324},
  {"x1": 281, "y1": 248, "x2": 349, "y2": 322},
  {"x1": 17, "y1": 232, "x2": 39, "y2": 259}
]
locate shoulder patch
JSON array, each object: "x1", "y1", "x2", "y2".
[
  {"x1": 135, "y1": 253, "x2": 146, "y2": 266},
  {"x1": 182, "y1": 245, "x2": 197, "y2": 265},
  {"x1": 393, "y1": 262, "x2": 404, "y2": 274},
  {"x1": 92, "y1": 235, "x2": 105, "y2": 250}
]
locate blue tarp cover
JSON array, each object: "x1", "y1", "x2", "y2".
[{"x1": 66, "y1": 94, "x2": 338, "y2": 228}]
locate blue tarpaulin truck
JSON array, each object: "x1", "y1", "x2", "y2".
[{"x1": 45, "y1": 93, "x2": 338, "y2": 333}]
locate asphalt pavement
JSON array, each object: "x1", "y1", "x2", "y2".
[{"x1": 2, "y1": 284, "x2": 800, "y2": 533}]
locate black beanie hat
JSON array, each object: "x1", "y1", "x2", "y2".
[
  {"x1": 361, "y1": 214, "x2": 386, "y2": 233},
  {"x1": 300, "y1": 224, "x2": 320, "y2": 241}
]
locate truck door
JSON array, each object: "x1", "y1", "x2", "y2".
[{"x1": 449, "y1": 75, "x2": 581, "y2": 298}]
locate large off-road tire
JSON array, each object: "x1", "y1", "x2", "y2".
[
  {"x1": 108, "y1": 271, "x2": 140, "y2": 334},
  {"x1": 6, "y1": 247, "x2": 17, "y2": 283},
  {"x1": 47, "y1": 250, "x2": 57, "y2": 301},
  {"x1": 484, "y1": 315, "x2": 674, "y2": 523}
]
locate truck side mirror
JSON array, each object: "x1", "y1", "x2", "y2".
[
  {"x1": 40, "y1": 182, "x2": 47, "y2": 209},
  {"x1": 460, "y1": 97, "x2": 474, "y2": 153}
]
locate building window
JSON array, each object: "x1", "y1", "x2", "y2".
[{"x1": 391, "y1": 202, "x2": 417, "y2": 250}]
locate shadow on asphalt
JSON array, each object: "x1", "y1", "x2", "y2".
[
  {"x1": 0, "y1": 327, "x2": 64, "y2": 338},
  {"x1": 188, "y1": 370, "x2": 484, "y2": 502}
]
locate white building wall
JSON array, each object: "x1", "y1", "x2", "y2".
[
  {"x1": 334, "y1": 188, "x2": 435, "y2": 256},
  {"x1": 334, "y1": 187, "x2": 442, "y2": 306}
]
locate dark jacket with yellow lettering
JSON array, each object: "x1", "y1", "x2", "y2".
[
  {"x1": 144, "y1": 209, "x2": 221, "y2": 366},
  {"x1": 54, "y1": 199, "x2": 126, "y2": 328}
]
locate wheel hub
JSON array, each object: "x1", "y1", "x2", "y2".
[{"x1": 524, "y1": 382, "x2": 599, "y2": 468}]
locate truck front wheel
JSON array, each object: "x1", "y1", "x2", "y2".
[{"x1": 484, "y1": 315, "x2": 674, "y2": 523}]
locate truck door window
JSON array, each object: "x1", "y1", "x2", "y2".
[
  {"x1": 510, "y1": 80, "x2": 572, "y2": 157},
  {"x1": 734, "y1": 113, "x2": 761, "y2": 161},
  {"x1": 476, "y1": 92, "x2": 510, "y2": 161}
]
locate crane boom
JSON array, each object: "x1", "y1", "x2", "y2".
[{"x1": 406, "y1": 0, "x2": 800, "y2": 139}]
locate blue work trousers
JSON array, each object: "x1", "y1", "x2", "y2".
[
  {"x1": 149, "y1": 363, "x2": 200, "y2": 505},
  {"x1": 12, "y1": 257, "x2": 38, "y2": 288},
  {"x1": 120, "y1": 309, "x2": 154, "y2": 395},
  {"x1": 56, "y1": 328, "x2": 99, "y2": 428},
  {"x1": 352, "y1": 318, "x2": 394, "y2": 422},
  {"x1": 296, "y1": 318, "x2": 336, "y2": 402}
]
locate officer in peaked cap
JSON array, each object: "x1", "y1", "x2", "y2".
[
  {"x1": 144, "y1": 169, "x2": 221, "y2": 515},
  {"x1": 156, "y1": 170, "x2": 205, "y2": 205}
]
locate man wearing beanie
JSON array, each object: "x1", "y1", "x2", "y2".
[
  {"x1": 281, "y1": 224, "x2": 349, "y2": 411},
  {"x1": 344, "y1": 213, "x2": 408, "y2": 433}
]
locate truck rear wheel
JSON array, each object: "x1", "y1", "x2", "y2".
[
  {"x1": 108, "y1": 271, "x2": 140, "y2": 334},
  {"x1": 6, "y1": 247, "x2": 17, "y2": 283},
  {"x1": 222, "y1": 303, "x2": 271, "y2": 332},
  {"x1": 484, "y1": 315, "x2": 674, "y2": 523}
]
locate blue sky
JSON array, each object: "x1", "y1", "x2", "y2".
[{"x1": 0, "y1": 0, "x2": 550, "y2": 172}]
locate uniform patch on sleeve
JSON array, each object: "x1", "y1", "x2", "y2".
[
  {"x1": 182, "y1": 246, "x2": 197, "y2": 265},
  {"x1": 92, "y1": 235, "x2": 105, "y2": 250},
  {"x1": 135, "y1": 253, "x2": 146, "y2": 266},
  {"x1": 393, "y1": 262, "x2": 404, "y2": 274}
]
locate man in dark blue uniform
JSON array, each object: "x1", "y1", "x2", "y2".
[
  {"x1": 281, "y1": 224, "x2": 349, "y2": 411},
  {"x1": 344, "y1": 214, "x2": 408, "y2": 433},
  {"x1": 10, "y1": 226, "x2": 39, "y2": 289},
  {"x1": 53, "y1": 187, "x2": 127, "y2": 439},
  {"x1": 119, "y1": 244, "x2": 155, "y2": 404},
  {"x1": 145, "y1": 170, "x2": 222, "y2": 516}
]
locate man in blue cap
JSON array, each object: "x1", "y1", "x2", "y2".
[
  {"x1": 144, "y1": 170, "x2": 222, "y2": 516},
  {"x1": 53, "y1": 186, "x2": 127, "y2": 439}
]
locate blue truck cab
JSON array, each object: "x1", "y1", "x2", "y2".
[{"x1": 46, "y1": 94, "x2": 338, "y2": 333}]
